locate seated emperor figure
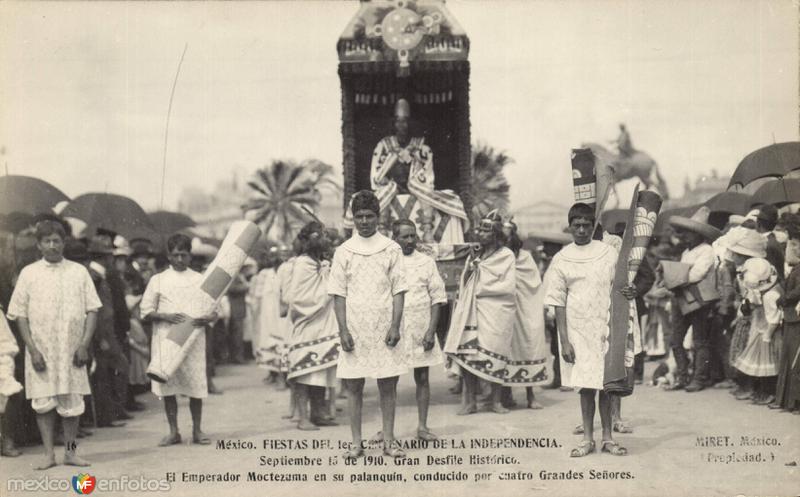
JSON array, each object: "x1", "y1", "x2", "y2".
[{"x1": 345, "y1": 98, "x2": 467, "y2": 247}]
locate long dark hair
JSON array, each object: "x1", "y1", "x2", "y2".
[{"x1": 505, "y1": 221, "x2": 523, "y2": 256}]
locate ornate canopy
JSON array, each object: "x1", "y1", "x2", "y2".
[
  {"x1": 338, "y1": 0, "x2": 473, "y2": 217},
  {"x1": 338, "y1": 0, "x2": 469, "y2": 71}
]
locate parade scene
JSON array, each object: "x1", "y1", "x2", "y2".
[{"x1": 0, "y1": 1, "x2": 798, "y2": 496}]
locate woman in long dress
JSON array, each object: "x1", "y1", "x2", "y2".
[
  {"x1": 773, "y1": 230, "x2": 800, "y2": 413},
  {"x1": 328, "y1": 190, "x2": 409, "y2": 459},
  {"x1": 286, "y1": 222, "x2": 340, "y2": 430},
  {"x1": 141, "y1": 234, "x2": 217, "y2": 447}
]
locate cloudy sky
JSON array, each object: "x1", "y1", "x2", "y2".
[{"x1": 1, "y1": 0, "x2": 797, "y2": 212}]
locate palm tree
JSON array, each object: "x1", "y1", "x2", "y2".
[
  {"x1": 468, "y1": 142, "x2": 512, "y2": 223},
  {"x1": 243, "y1": 159, "x2": 341, "y2": 243}
]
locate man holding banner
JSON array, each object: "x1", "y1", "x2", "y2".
[{"x1": 141, "y1": 234, "x2": 218, "y2": 447}]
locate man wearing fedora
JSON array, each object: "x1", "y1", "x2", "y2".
[{"x1": 667, "y1": 206, "x2": 722, "y2": 392}]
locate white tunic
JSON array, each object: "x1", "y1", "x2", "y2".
[
  {"x1": 544, "y1": 241, "x2": 617, "y2": 390},
  {"x1": 141, "y1": 268, "x2": 207, "y2": 398},
  {"x1": 7, "y1": 259, "x2": 101, "y2": 399},
  {"x1": 401, "y1": 250, "x2": 447, "y2": 368},
  {"x1": 328, "y1": 232, "x2": 409, "y2": 379}
]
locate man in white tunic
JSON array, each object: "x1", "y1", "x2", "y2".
[
  {"x1": 544, "y1": 203, "x2": 630, "y2": 457},
  {"x1": 329, "y1": 190, "x2": 409, "y2": 459},
  {"x1": 7, "y1": 221, "x2": 101, "y2": 470},
  {"x1": 393, "y1": 219, "x2": 446, "y2": 440}
]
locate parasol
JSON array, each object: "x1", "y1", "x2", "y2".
[
  {"x1": 654, "y1": 205, "x2": 700, "y2": 236},
  {"x1": 703, "y1": 191, "x2": 752, "y2": 215},
  {"x1": 0, "y1": 175, "x2": 70, "y2": 216},
  {"x1": 728, "y1": 142, "x2": 800, "y2": 188},
  {"x1": 61, "y1": 193, "x2": 158, "y2": 242},
  {"x1": 749, "y1": 178, "x2": 800, "y2": 207},
  {"x1": 149, "y1": 210, "x2": 197, "y2": 234}
]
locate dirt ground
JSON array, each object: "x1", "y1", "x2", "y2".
[{"x1": 2, "y1": 360, "x2": 798, "y2": 497}]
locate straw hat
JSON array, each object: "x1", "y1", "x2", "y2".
[
  {"x1": 725, "y1": 228, "x2": 767, "y2": 258},
  {"x1": 669, "y1": 206, "x2": 722, "y2": 241},
  {"x1": 740, "y1": 257, "x2": 778, "y2": 292}
]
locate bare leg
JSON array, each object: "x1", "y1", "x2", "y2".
[
  {"x1": 579, "y1": 389, "x2": 596, "y2": 443},
  {"x1": 611, "y1": 394, "x2": 621, "y2": 423},
  {"x1": 33, "y1": 410, "x2": 57, "y2": 470},
  {"x1": 457, "y1": 372, "x2": 478, "y2": 415},
  {"x1": 189, "y1": 398, "x2": 210, "y2": 444},
  {"x1": 62, "y1": 416, "x2": 89, "y2": 466},
  {"x1": 413, "y1": 368, "x2": 432, "y2": 433},
  {"x1": 526, "y1": 387, "x2": 543, "y2": 409},
  {"x1": 295, "y1": 384, "x2": 318, "y2": 431},
  {"x1": 328, "y1": 387, "x2": 338, "y2": 417},
  {"x1": 343, "y1": 378, "x2": 365, "y2": 453},
  {"x1": 598, "y1": 391, "x2": 613, "y2": 442},
  {"x1": 158, "y1": 396, "x2": 181, "y2": 446},
  {"x1": 490, "y1": 383, "x2": 509, "y2": 413},
  {"x1": 377, "y1": 376, "x2": 399, "y2": 444},
  {"x1": 282, "y1": 382, "x2": 299, "y2": 420}
]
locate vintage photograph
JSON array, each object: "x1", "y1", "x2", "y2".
[{"x1": 0, "y1": 1, "x2": 798, "y2": 496}]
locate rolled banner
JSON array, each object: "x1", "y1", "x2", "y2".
[
  {"x1": 147, "y1": 221, "x2": 262, "y2": 383},
  {"x1": 604, "y1": 188, "x2": 662, "y2": 395},
  {"x1": 627, "y1": 191, "x2": 662, "y2": 284}
]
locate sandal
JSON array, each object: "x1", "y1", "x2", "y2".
[
  {"x1": 601, "y1": 440, "x2": 628, "y2": 456},
  {"x1": 417, "y1": 429, "x2": 438, "y2": 441},
  {"x1": 613, "y1": 421, "x2": 633, "y2": 434},
  {"x1": 158, "y1": 434, "x2": 182, "y2": 447},
  {"x1": 383, "y1": 441, "x2": 407, "y2": 459},
  {"x1": 569, "y1": 440, "x2": 595, "y2": 458},
  {"x1": 192, "y1": 433, "x2": 212, "y2": 445},
  {"x1": 342, "y1": 447, "x2": 364, "y2": 460}
]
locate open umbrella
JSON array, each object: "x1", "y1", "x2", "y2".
[
  {"x1": 728, "y1": 142, "x2": 800, "y2": 188},
  {"x1": 654, "y1": 204, "x2": 700, "y2": 235},
  {"x1": 0, "y1": 175, "x2": 70, "y2": 216},
  {"x1": 61, "y1": 193, "x2": 158, "y2": 241},
  {"x1": 750, "y1": 178, "x2": 800, "y2": 208},
  {"x1": 703, "y1": 191, "x2": 752, "y2": 215},
  {"x1": 149, "y1": 210, "x2": 197, "y2": 234}
]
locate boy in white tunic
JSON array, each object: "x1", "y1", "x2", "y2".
[
  {"x1": 141, "y1": 234, "x2": 217, "y2": 447},
  {"x1": 7, "y1": 221, "x2": 101, "y2": 470},
  {"x1": 544, "y1": 203, "x2": 631, "y2": 457},
  {"x1": 393, "y1": 220, "x2": 446, "y2": 440}
]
